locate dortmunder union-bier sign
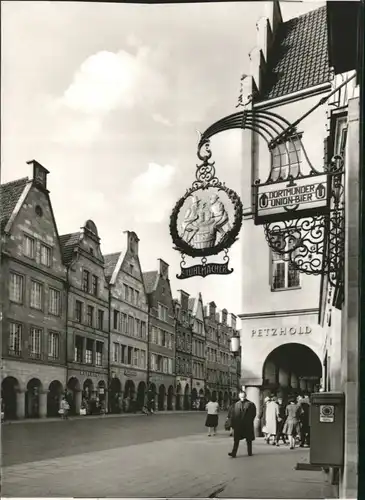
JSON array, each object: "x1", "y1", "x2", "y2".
[{"x1": 254, "y1": 173, "x2": 330, "y2": 224}]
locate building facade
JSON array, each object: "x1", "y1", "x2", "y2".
[
  {"x1": 1, "y1": 160, "x2": 67, "y2": 419},
  {"x1": 60, "y1": 220, "x2": 109, "y2": 415},
  {"x1": 173, "y1": 290, "x2": 192, "y2": 410},
  {"x1": 143, "y1": 259, "x2": 175, "y2": 411},
  {"x1": 239, "y1": 2, "x2": 333, "y2": 428},
  {"x1": 189, "y1": 293, "x2": 206, "y2": 409},
  {"x1": 204, "y1": 301, "x2": 220, "y2": 403},
  {"x1": 104, "y1": 231, "x2": 149, "y2": 413}
]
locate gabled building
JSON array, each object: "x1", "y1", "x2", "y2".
[
  {"x1": 104, "y1": 231, "x2": 148, "y2": 413},
  {"x1": 227, "y1": 314, "x2": 240, "y2": 402},
  {"x1": 1, "y1": 160, "x2": 67, "y2": 419},
  {"x1": 173, "y1": 290, "x2": 192, "y2": 410},
  {"x1": 60, "y1": 220, "x2": 109, "y2": 415},
  {"x1": 204, "y1": 301, "x2": 220, "y2": 402},
  {"x1": 143, "y1": 259, "x2": 175, "y2": 411},
  {"x1": 217, "y1": 309, "x2": 234, "y2": 409},
  {"x1": 189, "y1": 293, "x2": 206, "y2": 409}
]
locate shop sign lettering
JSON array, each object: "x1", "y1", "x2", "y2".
[
  {"x1": 251, "y1": 326, "x2": 312, "y2": 338},
  {"x1": 79, "y1": 370, "x2": 95, "y2": 377},
  {"x1": 124, "y1": 370, "x2": 137, "y2": 377}
]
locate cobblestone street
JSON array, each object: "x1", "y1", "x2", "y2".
[{"x1": 2, "y1": 413, "x2": 335, "y2": 498}]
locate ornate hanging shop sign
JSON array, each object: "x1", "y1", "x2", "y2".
[{"x1": 169, "y1": 140, "x2": 243, "y2": 279}]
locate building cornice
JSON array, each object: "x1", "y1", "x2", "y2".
[
  {"x1": 239, "y1": 308, "x2": 319, "y2": 320},
  {"x1": 3, "y1": 252, "x2": 67, "y2": 284},
  {"x1": 253, "y1": 82, "x2": 332, "y2": 110}
]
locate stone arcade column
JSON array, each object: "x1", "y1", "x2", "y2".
[
  {"x1": 75, "y1": 389, "x2": 82, "y2": 415},
  {"x1": 39, "y1": 390, "x2": 48, "y2": 418},
  {"x1": 172, "y1": 394, "x2": 176, "y2": 411},
  {"x1": 245, "y1": 386, "x2": 261, "y2": 437},
  {"x1": 278, "y1": 368, "x2": 289, "y2": 388},
  {"x1": 164, "y1": 394, "x2": 168, "y2": 411},
  {"x1": 16, "y1": 390, "x2": 25, "y2": 419}
]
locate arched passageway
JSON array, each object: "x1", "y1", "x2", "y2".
[
  {"x1": 199, "y1": 389, "x2": 204, "y2": 410},
  {"x1": 47, "y1": 380, "x2": 63, "y2": 417},
  {"x1": 26, "y1": 378, "x2": 42, "y2": 418},
  {"x1": 223, "y1": 391, "x2": 229, "y2": 410},
  {"x1": 137, "y1": 381, "x2": 146, "y2": 411},
  {"x1": 262, "y1": 343, "x2": 322, "y2": 404},
  {"x1": 218, "y1": 391, "x2": 223, "y2": 408},
  {"x1": 175, "y1": 384, "x2": 182, "y2": 410},
  {"x1": 167, "y1": 385, "x2": 174, "y2": 411},
  {"x1": 191, "y1": 388, "x2": 198, "y2": 410},
  {"x1": 110, "y1": 378, "x2": 122, "y2": 413},
  {"x1": 67, "y1": 377, "x2": 80, "y2": 415},
  {"x1": 1, "y1": 377, "x2": 19, "y2": 420},
  {"x1": 124, "y1": 380, "x2": 136, "y2": 412},
  {"x1": 158, "y1": 385, "x2": 166, "y2": 411},
  {"x1": 183, "y1": 384, "x2": 190, "y2": 410},
  {"x1": 212, "y1": 390, "x2": 217, "y2": 402}
]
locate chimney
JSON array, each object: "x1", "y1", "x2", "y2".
[
  {"x1": 221, "y1": 309, "x2": 228, "y2": 325},
  {"x1": 178, "y1": 290, "x2": 190, "y2": 311},
  {"x1": 124, "y1": 231, "x2": 140, "y2": 255},
  {"x1": 208, "y1": 301, "x2": 216, "y2": 319},
  {"x1": 28, "y1": 159, "x2": 49, "y2": 191},
  {"x1": 158, "y1": 258, "x2": 169, "y2": 279}
]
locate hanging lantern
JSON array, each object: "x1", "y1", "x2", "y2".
[{"x1": 230, "y1": 333, "x2": 240, "y2": 357}]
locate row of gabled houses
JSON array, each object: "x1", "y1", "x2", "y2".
[{"x1": 1, "y1": 160, "x2": 240, "y2": 419}]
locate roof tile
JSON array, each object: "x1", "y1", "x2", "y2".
[
  {"x1": 103, "y1": 252, "x2": 120, "y2": 282},
  {"x1": 59, "y1": 232, "x2": 80, "y2": 265},
  {"x1": 260, "y1": 6, "x2": 331, "y2": 101},
  {"x1": 0, "y1": 177, "x2": 29, "y2": 232}
]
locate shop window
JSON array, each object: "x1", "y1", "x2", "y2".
[{"x1": 96, "y1": 341, "x2": 103, "y2": 366}]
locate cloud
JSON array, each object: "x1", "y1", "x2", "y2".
[
  {"x1": 127, "y1": 162, "x2": 176, "y2": 223},
  {"x1": 152, "y1": 113, "x2": 172, "y2": 127},
  {"x1": 62, "y1": 48, "x2": 166, "y2": 115}
]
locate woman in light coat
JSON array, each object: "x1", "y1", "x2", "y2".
[
  {"x1": 205, "y1": 394, "x2": 219, "y2": 437},
  {"x1": 265, "y1": 397, "x2": 279, "y2": 445}
]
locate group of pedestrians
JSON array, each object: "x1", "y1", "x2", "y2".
[{"x1": 260, "y1": 394, "x2": 311, "y2": 449}]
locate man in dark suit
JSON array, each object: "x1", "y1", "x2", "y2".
[
  {"x1": 228, "y1": 390, "x2": 256, "y2": 458},
  {"x1": 299, "y1": 394, "x2": 311, "y2": 447}
]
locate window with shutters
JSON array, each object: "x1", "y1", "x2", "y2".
[
  {"x1": 271, "y1": 235, "x2": 300, "y2": 291},
  {"x1": 29, "y1": 327, "x2": 42, "y2": 358},
  {"x1": 9, "y1": 273, "x2": 23, "y2": 304},
  {"x1": 9, "y1": 322, "x2": 22, "y2": 356}
]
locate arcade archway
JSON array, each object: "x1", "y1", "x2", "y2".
[
  {"x1": 47, "y1": 380, "x2": 63, "y2": 417},
  {"x1": 137, "y1": 381, "x2": 146, "y2": 411},
  {"x1": 191, "y1": 388, "x2": 198, "y2": 409},
  {"x1": 262, "y1": 343, "x2": 322, "y2": 403},
  {"x1": 158, "y1": 385, "x2": 166, "y2": 411},
  {"x1": 183, "y1": 384, "x2": 190, "y2": 410},
  {"x1": 26, "y1": 378, "x2": 42, "y2": 418},
  {"x1": 167, "y1": 385, "x2": 174, "y2": 411},
  {"x1": 2, "y1": 376, "x2": 19, "y2": 420},
  {"x1": 110, "y1": 378, "x2": 122, "y2": 413}
]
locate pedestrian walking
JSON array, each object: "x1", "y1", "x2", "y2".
[
  {"x1": 228, "y1": 390, "x2": 256, "y2": 458},
  {"x1": 275, "y1": 397, "x2": 287, "y2": 446},
  {"x1": 259, "y1": 396, "x2": 271, "y2": 443},
  {"x1": 225, "y1": 398, "x2": 237, "y2": 436},
  {"x1": 205, "y1": 394, "x2": 219, "y2": 436},
  {"x1": 265, "y1": 396, "x2": 279, "y2": 445},
  {"x1": 283, "y1": 397, "x2": 302, "y2": 449},
  {"x1": 299, "y1": 394, "x2": 311, "y2": 447},
  {"x1": 59, "y1": 397, "x2": 70, "y2": 420}
]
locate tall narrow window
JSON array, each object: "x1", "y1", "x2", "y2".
[
  {"x1": 30, "y1": 281, "x2": 43, "y2": 310},
  {"x1": 123, "y1": 284, "x2": 129, "y2": 301},
  {"x1": 74, "y1": 335, "x2": 83, "y2": 363},
  {"x1": 91, "y1": 275, "x2": 98, "y2": 296},
  {"x1": 23, "y1": 235, "x2": 35, "y2": 258},
  {"x1": 140, "y1": 350, "x2": 146, "y2": 369},
  {"x1": 95, "y1": 342, "x2": 103, "y2": 366},
  {"x1": 29, "y1": 327, "x2": 42, "y2": 359},
  {"x1": 113, "y1": 343, "x2": 119, "y2": 363},
  {"x1": 9, "y1": 273, "x2": 23, "y2": 303},
  {"x1": 113, "y1": 310, "x2": 120, "y2": 330},
  {"x1": 121, "y1": 345, "x2": 126, "y2": 364},
  {"x1": 128, "y1": 316, "x2": 134, "y2": 336},
  {"x1": 127, "y1": 346, "x2": 133, "y2": 365},
  {"x1": 121, "y1": 313, "x2": 127, "y2": 333},
  {"x1": 271, "y1": 236, "x2": 300, "y2": 291},
  {"x1": 133, "y1": 348, "x2": 139, "y2": 366},
  {"x1": 82, "y1": 270, "x2": 90, "y2": 293},
  {"x1": 75, "y1": 300, "x2": 83, "y2": 322},
  {"x1": 40, "y1": 244, "x2": 51, "y2": 267},
  {"x1": 48, "y1": 332, "x2": 60, "y2": 359},
  {"x1": 135, "y1": 318, "x2": 140, "y2": 337},
  {"x1": 85, "y1": 339, "x2": 93, "y2": 364},
  {"x1": 86, "y1": 305, "x2": 94, "y2": 326},
  {"x1": 97, "y1": 310, "x2": 104, "y2": 330},
  {"x1": 141, "y1": 321, "x2": 146, "y2": 340},
  {"x1": 49, "y1": 288, "x2": 61, "y2": 316},
  {"x1": 9, "y1": 322, "x2": 22, "y2": 356}
]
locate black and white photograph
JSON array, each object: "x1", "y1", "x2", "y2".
[{"x1": 1, "y1": 0, "x2": 363, "y2": 498}]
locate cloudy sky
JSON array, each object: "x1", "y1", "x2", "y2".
[{"x1": 2, "y1": 0, "x2": 324, "y2": 317}]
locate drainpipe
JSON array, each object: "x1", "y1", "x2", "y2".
[{"x1": 107, "y1": 284, "x2": 111, "y2": 414}]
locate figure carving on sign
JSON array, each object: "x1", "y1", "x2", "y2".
[{"x1": 181, "y1": 193, "x2": 231, "y2": 250}]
